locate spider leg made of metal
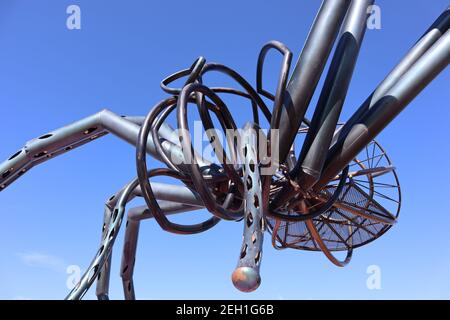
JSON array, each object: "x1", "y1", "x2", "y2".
[
  {"x1": 65, "y1": 171, "x2": 210, "y2": 300},
  {"x1": 270, "y1": 0, "x2": 373, "y2": 210},
  {"x1": 0, "y1": 107, "x2": 219, "y2": 299},
  {"x1": 120, "y1": 202, "x2": 202, "y2": 300},
  {"x1": 94, "y1": 201, "x2": 201, "y2": 300},
  {"x1": 65, "y1": 175, "x2": 137, "y2": 300},
  {"x1": 317, "y1": 8, "x2": 450, "y2": 188},
  {"x1": 95, "y1": 182, "x2": 205, "y2": 300},
  {"x1": 95, "y1": 205, "x2": 114, "y2": 300},
  {"x1": 0, "y1": 109, "x2": 191, "y2": 191}
]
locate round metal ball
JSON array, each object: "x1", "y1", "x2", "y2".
[{"x1": 231, "y1": 267, "x2": 261, "y2": 292}]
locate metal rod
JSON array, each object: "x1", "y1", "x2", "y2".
[
  {"x1": 0, "y1": 110, "x2": 188, "y2": 191},
  {"x1": 95, "y1": 205, "x2": 114, "y2": 300},
  {"x1": 134, "y1": 182, "x2": 204, "y2": 207},
  {"x1": 329, "y1": 6, "x2": 450, "y2": 148},
  {"x1": 121, "y1": 202, "x2": 200, "y2": 300},
  {"x1": 295, "y1": 0, "x2": 374, "y2": 190},
  {"x1": 318, "y1": 28, "x2": 450, "y2": 188},
  {"x1": 232, "y1": 123, "x2": 264, "y2": 293},
  {"x1": 277, "y1": 0, "x2": 351, "y2": 162}
]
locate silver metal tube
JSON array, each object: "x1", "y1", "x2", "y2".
[
  {"x1": 319, "y1": 28, "x2": 450, "y2": 187},
  {"x1": 99, "y1": 109, "x2": 174, "y2": 160},
  {"x1": 95, "y1": 206, "x2": 113, "y2": 300},
  {"x1": 0, "y1": 109, "x2": 209, "y2": 192},
  {"x1": 277, "y1": 0, "x2": 351, "y2": 162},
  {"x1": 232, "y1": 123, "x2": 264, "y2": 293},
  {"x1": 330, "y1": 6, "x2": 450, "y2": 147},
  {"x1": 296, "y1": 0, "x2": 374, "y2": 190},
  {"x1": 132, "y1": 182, "x2": 204, "y2": 207},
  {"x1": 121, "y1": 202, "x2": 200, "y2": 299},
  {"x1": 127, "y1": 202, "x2": 201, "y2": 221}
]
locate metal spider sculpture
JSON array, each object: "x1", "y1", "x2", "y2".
[{"x1": 0, "y1": 0, "x2": 449, "y2": 300}]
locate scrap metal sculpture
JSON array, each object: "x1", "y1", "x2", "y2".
[{"x1": 0, "y1": 0, "x2": 449, "y2": 299}]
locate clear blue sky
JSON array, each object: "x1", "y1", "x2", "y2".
[{"x1": 0, "y1": 0, "x2": 449, "y2": 300}]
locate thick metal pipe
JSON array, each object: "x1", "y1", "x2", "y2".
[
  {"x1": 121, "y1": 202, "x2": 200, "y2": 299},
  {"x1": 318, "y1": 28, "x2": 450, "y2": 188},
  {"x1": 100, "y1": 109, "x2": 183, "y2": 162},
  {"x1": 277, "y1": 0, "x2": 351, "y2": 162},
  {"x1": 126, "y1": 202, "x2": 201, "y2": 221},
  {"x1": 0, "y1": 109, "x2": 202, "y2": 192},
  {"x1": 295, "y1": 0, "x2": 374, "y2": 190},
  {"x1": 330, "y1": 6, "x2": 450, "y2": 147},
  {"x1": 102, "y1": 110, "x2": 210, "y2": 169},
  {"x1": 133, "y1": 182, "x2": 204, "y2": 207}
]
